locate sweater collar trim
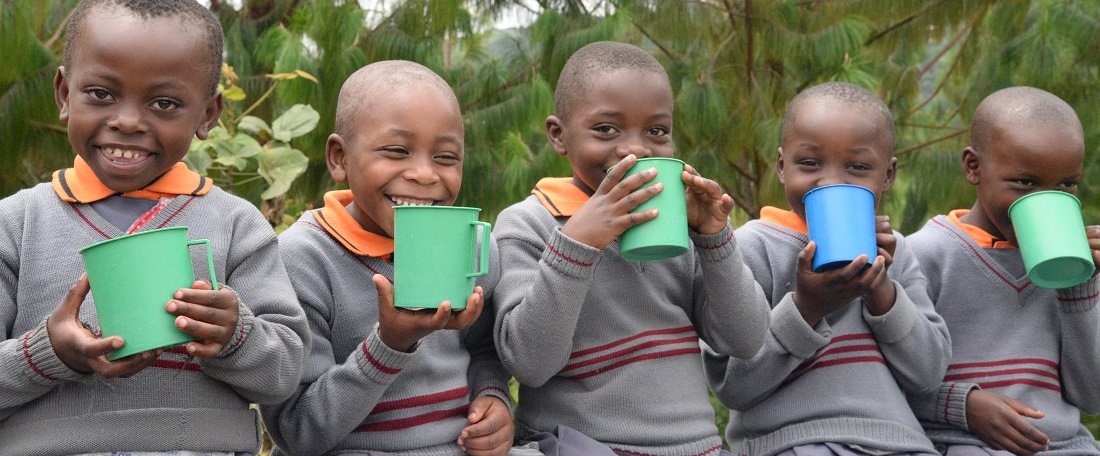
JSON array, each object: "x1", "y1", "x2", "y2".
[
  {"x1": 531, "y1": 177, "x2": 589, "y2": 217},
  {"x1": 759, "y1": 206, "x2": 808, "y2": 235},
  {"x1": 946, "y1": 209, "x2": 1016, "y2": 249},
  {"x1": 52, "y1": 156, "x2": 211, "y2": 203},
  {"x1": 313, "y1": 190, "x2": 394, "y2": 259}
]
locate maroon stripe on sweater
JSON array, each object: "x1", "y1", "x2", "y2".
[
  {"x1": 355, "y1": 404, "x2": 469, "y2": 432},
  {"x1": 943, "y1": 383, "x2": 961, "y2": 424},
  {"x1": 154, "y1": 196, "x2": 197, "y2": 229},
  {"x1": 361, "y1": 340, "x2": 401, "y2": 375},
  {"x1": 792, "y1": 334, "x2": 877, "y2": 372},
  {"x1": 945, "y1": 367, "x2": 1059, "y2": 382},
  {"x1": 564, "y1": 335, "x2": 699, "y2": 371},
  {"x1": 758, "y1": 222, "x2": 807, "y2": 245},
  {"x1": 949, "y1": 358, "x2": 1058, "y2": 370},
  {"x1": 568, "y1": 347, "x2": 701, "y2": 380},
  {"x1": 612, "y1": 444, "x2": 722, "y2": 456},
  {"x1": 70, "y1": 203, "x2": 111, "y2": 239},
  {"x1": 546, "y1": 242, "x2": 593, "y2": 267},
  {"x1": 370, "y1": 386, "x2": 469, "y2": 414},
  {"x1": 1059, "y1": 291, "x2": 1099, "y2": 303},
  {"x1": 931, "y1": 218, "x2": 1027, "y2": 292},
  {"x1": 979, "y1": 378, "x2": 1061, "y2": 393},
  {"x1": 22, "y1": 331, "x2": 56, "y2": 381},
  {"x1": 570, "y1": 326, "x2": 696, "y2": 359}
]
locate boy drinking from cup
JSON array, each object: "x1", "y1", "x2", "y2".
[
  {"x1": 701, "y1": 82, "x2": 951, "y2": 455},
  {"x1": 260, "y1": 61, "x2": 517, "y2": 456},
  {"x1": 0, "y1": 0, "x2": 309, "y2": 453},
  {"x1": 907, "y1": 86, "x2": 1100, "y2": 455},
  {"x1": 491, "y1": 41, "x2": 770, "y2": 455}
]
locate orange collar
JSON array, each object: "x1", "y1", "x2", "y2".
[
  {"x1": 313, "y1": 190, "x2": 394, "y2": 259},
  {"x1": 531, "y1": 177, "x2": 589, "y2": 217},
  {"x1": 946, "y1": 209, "x2": 1016, "y2": 249},
  {"x1": 52, "y1": 156, "x2": 211, "y2": 203},
  {"x1": 759, "y1": 206, "x2": 808, "y2": 234}
]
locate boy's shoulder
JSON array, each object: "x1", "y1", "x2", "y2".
[{"x1": 494, "y1": 194, "x2": 556, "y2": 236}]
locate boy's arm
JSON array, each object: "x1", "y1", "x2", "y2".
[
  {"x1": 464, "y1": 240, "x2": 512, "y2": 407},
  {"x1": 863, "y1": 234, "x2": 951, "y2": 395},
  {"x1": 907, "y1": 382, "x2": 981, "y2": 429},
  {"x1": 688, "y1": 223, "x2": 770, "y2": 359},
  {"x1": 196, "y1": 215, "x2": 309, "y2": 404},
  {"x1": 702, "y1": 228, "x2": 830, "y2": 410},
  {"x1": 1056, "y1": 272, "x2": 1100, "y2": 413},
  {"x1": 493, "y1": 208, "x2": 602, "y2": 387},
  {"x1": 261, "y1": 247, "x2": 413, "y2": 455}
]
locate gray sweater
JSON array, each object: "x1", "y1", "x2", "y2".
[
  {"x1": 0, "y1": 183, "x2": 309, "y2": 455},
  {"x1": 262, "y1": 209, "x2": 510, "y2": 456},
  {"x1": 907, "y1": 214, "x2": 1100, "y2": 454},
  {"x1": 702, "y1": 212, "x2": 950, "y2": 456},
  {"x1": 492, "y1": 193, "x2": 770, "y2": 455}
]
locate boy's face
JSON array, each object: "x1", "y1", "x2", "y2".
[
  {"x1": 547, "y1": 69, "x2": 674, "y2": 195},
  {"x1": 963, "y1": 123, "x2": 1083, "y2": 243},
  {"x1": 777, "y1": 97, "x2": 896, "y2": 219},
  {"x1": 54, "y1": 7, "x2": 222, "y2": 193},
  {"x1": 326, "y1": 85, "x2": 464, "y2": 237}
]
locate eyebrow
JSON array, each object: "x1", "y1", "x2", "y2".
[
  {"x1": 88, "y1": 72, "x2": 188, "y2": 93},
  {"x1": 386, "y1": 128, "x2": 462, "y2": 144}
]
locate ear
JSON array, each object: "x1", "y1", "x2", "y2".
[
  {"x1": 326, "y1": 133, "x2": 349, "y2": 183},
  {"x1": 883, "y1": 156, "x2": 898, "y2": 192},
  {"x1": 54, "y1": 66, "x2": 70, "y2": 123},
  {"x1": 546, "y1": 115, "x2": 567, "y2": 156},
  {"x1": 775, "y1": 146, "x2": 786, "y2": 184},
  {"x1": 961, "y1": 146, "x2": 980, "y2": 185},
  {"x1": 195, "y1": 93, "x2": 224, "y2": 140}
]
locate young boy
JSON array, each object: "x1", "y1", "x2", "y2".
[
  {"x1": 0, "y1": 0, "x2": 309, "y2": 453},
  {"x1": 701, "y1": 82, "x2": 951, "y2": 456},
  {"x1": 491, "y1": 41, "x2": 770, "y2": 455},
  {"x1": 907, "y1": 86, "x2": 1100, "y2": 455},
  {"x1": 260, "y1": 60, "x2": 518, "y2": 456}
]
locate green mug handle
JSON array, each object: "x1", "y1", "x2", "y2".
[
  {"x1": 467, "y1": 221, "x2": 492, "y2": 278},
  {"x1": 188, "y1": 239, "x2": 219, "y2": 291}
]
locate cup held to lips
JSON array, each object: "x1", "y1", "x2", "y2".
[
  {"x1": 1008, "y1": 190, "x2": 1094, "y2": 289},
  {"x1": 393, "y1": 206, "x2": 490, "y2": 310},
  {"x1": 80, "y1": 227, "x2": 217, "y2": 360},
  {"x1": 618, "y1": 157, "x2": 690, "y2": 261},
  {"x1": 803, "y1": 184, "x2": 877, "y2": 272}
]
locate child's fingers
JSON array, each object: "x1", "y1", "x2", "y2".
[
  {"x1": 372, "y1": 274, "x2": 395, "y2": 312},
  {"x1": 95, "y1": 349, "x2": 160, "y2": 379},
  {"x1": 836, "y1": 254, "x2": 871, "y2": 282},
  {"x1": 173, "y1": 286, "x2": 236, "y2": 311},
  {"x1": 596, "y1": 154, "x2": 638, "y2": 195},
  {"x1": 447, "y1": 287, "x2": 485, "y2": 330},
  {"x1": 78, "y1": 335, "x2": 124, "y2": 360},
  {"x1": 797, "y1": 241, "x2": 817, "y2": 273},
  {"x1": 57, "y1": 273, "x2": 91, "y2": 318},
  {"x1": 174, "y1": 314, "x2": 231, "y2": 348},
  {"x1": 1004, "y1": 397, "x2": 1045, "y2": 419}
]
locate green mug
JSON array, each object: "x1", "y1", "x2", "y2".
[
  {"x1": 393, "y1": 206, "x2": 491, "y2": 310},
  {"x1": 80, "y1": 227, "x2": 217, "y2": 360},
  {"x1": 619, "y1": 157, "x2": 690, "y2": 261},
  {"x1": 1008, "y1": 190, "x2": 1095, "y2": 289}
]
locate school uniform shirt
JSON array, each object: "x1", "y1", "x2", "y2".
[
  {"x1": 907, "y1": 211, "x2": 1100, "y2": 454},
  {"x1": 701, "y1": 207, "x2": 950, "y2": 456},
  {"x1": 261, "y1": 190, "x2": 511, "y2": 456},
  {"x1": 0, "y1": 157, "x2": 309, "y2": 455},
  {"x1": 492, "y1": 178, "x2": 770, "y2": 456}
]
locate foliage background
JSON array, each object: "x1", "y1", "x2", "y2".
[{"x1": 2, "y1": 0, "x2": 1098, "y2": 444}]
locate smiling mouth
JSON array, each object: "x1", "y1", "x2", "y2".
[
  {"x1": 98, "y1": 146, "x2": 151, "y2": 164},
  {"x1": 388, "y1": 196, "x2": 440, "y2": 206}
]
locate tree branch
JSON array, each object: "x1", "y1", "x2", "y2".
[
  {"x1": 632, "y1": 22, "x2": 680, "y2": 63},
  {"x1": 896, "y1": 127, "x2": 968, "y2": 155}
]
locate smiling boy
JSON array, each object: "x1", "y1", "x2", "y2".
[{"x1": 0, "y1": 1, "x2": 308, "y2": 453}]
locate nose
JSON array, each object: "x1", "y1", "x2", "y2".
[
  {"x1": 403, "y1": 156, "x2": 440, "y2": 185},
  {"x1": 615, "y1": 141, "x2": 652, "y2": 159},
  {"x1": 816, "y1": 169, "x2": 847, "y2": 187},
  {"x1": 106, "y1": 103, "x2": 147, "y2": 135}
]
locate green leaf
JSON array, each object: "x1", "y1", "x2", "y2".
[
  {"x1": 184, "y1": 147, "x2": 213, "y2": 176},
  {"x1": 207, "y1": 131, "x2": 262, "y2": 171},
  {"x1": 222, "y1": 85, "x2": 246, "y2": 102},
  {"x1": 256, "y1": 146, "x2": 309, "y2": 200},
  {"x1": 271, "y1": 104, "x2": 320, "y2": 142},
  {"x1": 238, "y1": 116, "x2": 271, "y2": 136}
]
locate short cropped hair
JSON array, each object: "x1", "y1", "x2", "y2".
[
  {"x1": 781, "y1": 82, "x2": 896, "y2": 150},
  {"x1": 554, "y1": 41, "x2": 669, "y2": 121},
  {"x1": 970, "y1": 86, "x2": 1082, "y2": 152},
  {"x1": 334, "y1": 60, "x2": 460, "y2": 140},
  {"x1": 64, "y1": 0, "x2": 224, "y2": 96}
]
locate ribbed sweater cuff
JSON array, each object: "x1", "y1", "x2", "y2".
[
  {"x1": 1056, "y1": 273, "x2": 1099, "y2": 313},
  {"x1": 862, "y1": 280, "x2": 919, "y2": 344},
  {"x1": 542, "y1": 228, "x2": 600, "y2": 277},
  {"x1": 937, "y1": 382, "x2": 979, "y2": 429},
  {"x1": 217, "y1": 299, "x2": 254, "y2": 358},
  {"x1": 772, "y1": 294, "x2": 830, "y2": 359},
  {"x1": 23, "y1": 320, "x2": 88, "y2": 383},
  {"x1": 356, "y1": 329, "x2": 414, "y2": 383},
  {"x1": 473, "y1": 386, "x2": 513, "y2": 409},
  {"x1": 690, "y1": 223, "x2": 736, "y2": 262}
]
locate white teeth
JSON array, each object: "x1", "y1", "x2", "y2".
[
  {"x1": 104, "y1": 147, "x2": 144, "y2": 160},
  {"x1": 122, "y1": 151, "x2": 133, "y2": 159},
  {"x1": 391, "y1": 196, "x2": 435, "y2": 206}
]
